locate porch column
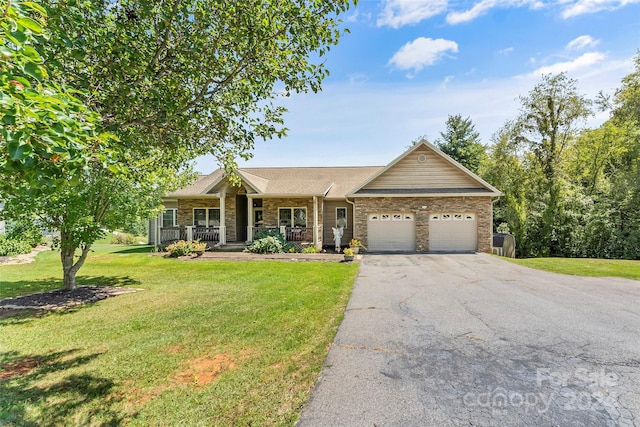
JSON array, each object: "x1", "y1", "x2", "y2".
[
  {"x1": 219, "y1": 192, "x2": 226, "y2": 244},
  {"x1": 185, "y1": 225, "x2": 193, "y2": 241},
  {"x1": 156, "y1": 212, "x2": 162, "y2": 246},
  {"x1": 247, "y1": 195, "x2": 253, "y2": 242},
  {"x1": 280, "y1": 226, "x2": 287, "y2": 240},
  {"x1": 313, "y1": 196, "x2": 319, "y2": 248}
]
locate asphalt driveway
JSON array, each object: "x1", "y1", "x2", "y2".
[{"x1": 298, "y1": 253, "x2": 640, "y2": 426}]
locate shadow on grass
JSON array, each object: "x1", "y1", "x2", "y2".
[
  {"x1": 0, "y1": 349, "x2": 125, "y2": 426},
  {"x1": 112, "y1": 246, "x2": 155, "y2": 254}
]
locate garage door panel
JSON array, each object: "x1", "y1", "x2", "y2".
[
  {"x1": 368, "y1": 213, "x2": 415, "y2": 251},
  {"x1": 429, "y1": 213, "x2": 477, "y2": 252}
]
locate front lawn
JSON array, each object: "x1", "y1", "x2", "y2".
[
  {"x1": 0, "y1": 244, "x2": 359, "y2": 425},
  {"x1": 503, "y1": 257, "x2": 640, "y2": 280}
]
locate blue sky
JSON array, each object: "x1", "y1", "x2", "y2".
[{"x1": 194, "y1": 0, "x2": 640, "y2": 173}]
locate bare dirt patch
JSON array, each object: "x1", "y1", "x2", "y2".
[
  {"x1": 0, "y1": 356, "x2": 43, "y2": 379},
  {"x1": 174, "y1": 354, "x2": 235, "y2": 388},
  {"x1": 128, "y1": 353, "x2": 236, "y2": 408}
]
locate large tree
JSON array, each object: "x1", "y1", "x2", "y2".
[
  {"x1": 436, "y1": 114, "x2": 486, "y2": 174},
  {"x1": 514, "y1": 73, "x2": 592, "y2": 182},
  {"x1": 1, "y1": 0, "x2": 355, "y2": 289},
  {"x1": 513, "y1": 73, "x2": 592, "y2": 255},
  {"x1": 42, "y1": 0, "x2": 355, "y2": 172}
]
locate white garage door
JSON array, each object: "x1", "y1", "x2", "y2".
[
  {"x1": 429, "y1": 213, "x2": 477, "y2": 252},
  {"x1": 368, "y1": 213, "x2": 415, "y2": 251}
]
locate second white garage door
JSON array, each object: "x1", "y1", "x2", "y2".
[
  {"x1": 368, "y1": 213, "x2": 415, "y2": 251},
  {"x1": 429, "y1": 212, "x2": 477, "y2": 251}
]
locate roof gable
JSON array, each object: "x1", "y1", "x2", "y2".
[{"x1": 349, "y1": 140, "x2": 501, "y2": 196}]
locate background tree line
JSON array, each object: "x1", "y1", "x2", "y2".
[{"x1": 434, "y1": 54, "x2": 640, "y2": 259}]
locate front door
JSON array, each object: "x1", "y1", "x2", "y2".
[{"x1": 235, "y1": 195, "x2": 248, "y2": 241}]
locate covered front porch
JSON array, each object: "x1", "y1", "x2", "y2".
[{"x1": 150, "y1": 186, "x2": 323, "y2": 249}]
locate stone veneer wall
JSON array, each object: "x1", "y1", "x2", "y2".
[
  {"x1": 353, "y1": 196, "x2": 493, "y2": 253},
  {"x1": 176, "y1": 196, "x2": 237, "y2": 242},
  {"x1": 262, "y1": 197, "x2": 322, "y2": 244}
]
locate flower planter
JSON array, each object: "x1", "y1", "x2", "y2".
[
  {"x1": 343, "y1": 255, "x2": 354, "y2": 262},
  {"x1": 350, "y1": 246, "x2": 360, "y2": 254}
]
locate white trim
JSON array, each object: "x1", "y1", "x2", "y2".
[
  {"x1": 349, "y1": 192, "x2": 496, "y2": 198},
  {"x1": 313, "y1": 196, "x2": 319, "y2": 246}
]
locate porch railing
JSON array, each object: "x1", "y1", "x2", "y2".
[
  {"x1": 285, "y1": 227, "x2": 308, "y2": 241},
  {"x1": 249, "y1": 226, "x2": 309, "y2": 242},
  {"x1": 160, "y1": 226, "x2": 185, "y2": 243},
  {"x1": 193, "y1": 226, "x2": 220, "y2": 242},
  {"x1": 159, "y1": 226, "x2": 219, "y2": 244}
]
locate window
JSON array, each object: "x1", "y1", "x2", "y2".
[
  {"x1": 254, "y1": 209, "x2": 263, "y2": 227},
  {"x1": 336, "y1": 207, "x2": 347, "y2": 228},
  {"x1": 279, "y1": 208, "x2": 306, "y2": 227},
  {"x1": 162, "y1": 209, "x2": 177, "y2": 228},
  {"x1": 193, "y1": 208, "x2": 220, "y2": 227}
]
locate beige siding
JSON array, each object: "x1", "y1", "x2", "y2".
[
  {"x1": 362, "y1": 146, "x2": 482, "y2": 190},
  {"x1": 322, "y1": 201, "x2": 354, "y2": 245}
]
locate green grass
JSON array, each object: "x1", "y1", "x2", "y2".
[
  {"x1": 0, "y1": 244, "x2": 359, "y2": 426},
  {"x1": 502, "y1": 257, "x2": 640, "y2": 280}
]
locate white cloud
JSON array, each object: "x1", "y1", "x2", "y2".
[
  {"x1": 523, "y1": 52, "x2": 607, "y2": 77},
  {"x1": 388, "y1": 37, "x2": 458, "y2": 76},
  {"x1": 446, "y1": 0, "x2": 538, "y2": 25},
  {"x1": 561, "y1": 0, "x2": 640, "y2": 18},
  {"x1": 441, "y1": 75, "x2": 455, "y2": 88},
  {"x1": 566, "y1": 35, "x2": 600, "y2": 50},
  {"x1": 377, "y1": 0, "x2": 448, "y2": 28},
  {"x1": 498, "y1": 47, "x2": 515, "y2": 55},
  {"x1": 190, "y1": 56, "x2": 633, "y2": 173}
]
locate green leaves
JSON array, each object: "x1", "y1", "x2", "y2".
[
  {"x1": 1, "y1": 0, "x2": 119, "y2": 196},
  {"x1": 17, "y1": 16, "x2": 43, "y2": 33}
]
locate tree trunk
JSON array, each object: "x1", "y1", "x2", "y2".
[
  {"x1": 60, "y1": 232, "x2": 92, "y2": 291},
  {"x1": 61, "y1": 247, "x2": 77, "y2": 290}
]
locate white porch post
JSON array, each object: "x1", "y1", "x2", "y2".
[
  {"x1": 280, "y1": 225, "x2": 287, "y2": 240},
  {"x1": 219, "y1": 192, "x2": 226, "y2": 244},
  {"x1": 156, "y1": 212, "x2": 162, "y2": 246},
  {"x1": 313, "y1": 196, "x2": 319, "y2": 248},
  {"x1": 185, "y1": 225, "x2": 193, "y2": 241},
  {"x1": 247, "y1": 196, "x2": 253, "y2": 242}
]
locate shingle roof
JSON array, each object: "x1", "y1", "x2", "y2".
[
  {"x1": 165, "y1": 166, "x2": 384, "y2": 198},
  {"x1": 164, "y1": 145, "x2": 501, "y2": 199},
  {"x1": 239, "y1": 167, "x2": 383, "y2": 198},
  {"x1": 167, "y1": 169, "x2": 224, "y2": 197}
]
